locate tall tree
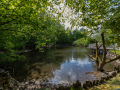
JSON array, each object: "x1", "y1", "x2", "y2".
[
  {"x1": 60, "y1": 0, "x2": 120, "y2": 71},
  {"x1": 0, "y1": 0, "x2": 64, "y2": 63},
  {"x1": 54, "y1": 0, "x2": 118, "y2": 37},
  {"x1": 87, "y1": 32, "x2": 120, "y2": 71}
]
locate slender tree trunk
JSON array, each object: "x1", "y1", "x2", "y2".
[
  {"x1": 95, "y1": 41, "x2": 99, "y2": 66},
  {"x1": 97, "y1": 32, "x2": 106, "y2": 71},
  {"x1": 86, "y1": 32, "x2": 120, "y2": 71}
]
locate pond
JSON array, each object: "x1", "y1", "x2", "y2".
[{"x1": 12, "y1": 46, "x2": 115, "y2": 85}]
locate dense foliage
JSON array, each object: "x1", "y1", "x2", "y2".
[
  {"x1": 0, "y1": 0, "x2": 89, "y2": 63},
  {"x1": 61, "y1": 0, "x2": 120, "y2": 45},
  {"x1": 1, "y1": 0, "x2": 120, "y2": 64},
  {"x1": 0, "y1": 0, "x2": 55, "y2": 63},
  {"x1": 56, "y1": 29, "x2": 87, "y2": 44},
  {"x1": 73, "y1": 37, "x2": 94, "y2": 47}
]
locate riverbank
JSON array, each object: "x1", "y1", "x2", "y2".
[
  {"x1": 45, "y1": 44, "x2": 85, "y2": 47},
  {"x1": 89, "y1": 73, "x2": 120, "y2": 90},
  {"x1": 0, "y1": 70, "x2": 119, "y2": 90},
  {"x1": 0, "y1": 44, "x2": 85, "y2": 54},
  {"x1": 1, "y1": 46, "x2": 119, "y2": 90},
  {"x1": 88, "y1": 50, "x2": 120, "y2": 90}
]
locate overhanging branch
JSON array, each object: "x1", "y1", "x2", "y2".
[
  {"x1": 86, "y1": 53, "x2": 96, "y2": 60},
  {"x1": 0, "y1": 28, "x2": 30, "y2": 34},
  {"x1": 105, "y1": 55, "x2": 120, "y2": 63},
  {"x1": 98, "y1": 44, "x2": 103, "y2": 49},
  {"x1": 0, "y1": 19, "x2": 16, "y2": 26},
  {"x1": 3, "y1": 7, "x2": 41, "y2": 29}
]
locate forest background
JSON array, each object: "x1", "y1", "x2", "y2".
[{"x1": 0, "y1": 0, "x2": 120, "y2": 65}]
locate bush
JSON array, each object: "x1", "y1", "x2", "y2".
[{"x1": 73, "y1": 37, "x2": 94, "y2": 46}]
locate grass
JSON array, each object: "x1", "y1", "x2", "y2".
[
  {"x1": 109, "y1": 50, "x2": 120, "y2": 55},
  {"x1": 89, "y1": 74, "x2": 120, "y2": 90}
]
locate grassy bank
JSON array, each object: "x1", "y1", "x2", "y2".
[
  {"x1": 89, "y1": 73, "x2": 120, "y2": 90},
  {"x1": 109, "y1": 50, "x2": 120, "y2": 55}
]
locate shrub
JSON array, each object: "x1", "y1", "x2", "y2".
[{"x1": 73, "y1": 37, "x2": 94, "y2": 46}]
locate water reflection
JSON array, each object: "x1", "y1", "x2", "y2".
[{"x1": 12, "y1": 46, "x2": 115, "y2": 84}]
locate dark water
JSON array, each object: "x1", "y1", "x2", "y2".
[{"x1": 12, "y1": 46, "x2": 115, "y2": 84}]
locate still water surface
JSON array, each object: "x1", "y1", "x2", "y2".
[{"x1": 13, "y1": 46, "x2": 115, "y2": 84}]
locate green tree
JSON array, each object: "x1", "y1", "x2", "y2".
[
  {"x1": 58, "y1": 0, "x2": 120, "y2": 71},
  {"x1": 72, "y1": 29, "x2": 86, "y2": 41},
  {"x1": 0, "y1": 0, "x2": 63, "y2": 63}
]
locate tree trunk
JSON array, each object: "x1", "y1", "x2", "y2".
[
  {"x1": 97, "y1": 32, "x2": 106, "y2": 71},
  {"x1": 86, "y1": 32, "x2": 120, "y2": 71},
  {"x1": 95, "y1": 41, "x2": 99, "y2": 66},
  {"x1": 97, "y1": 62, "x2": 105, "y2": 71}
]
